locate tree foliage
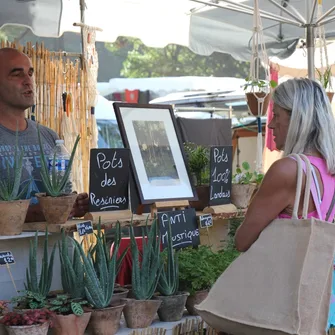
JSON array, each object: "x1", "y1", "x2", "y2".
[{"x1": 105, "y1": 37, "x2": 249, "y2": 78}]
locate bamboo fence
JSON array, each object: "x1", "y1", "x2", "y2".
[{"x1": 0, "y1": 40, "x2": 98, "y2": 193}]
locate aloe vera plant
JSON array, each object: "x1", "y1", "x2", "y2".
[
  {"x1": 130, "y1": 218, "x2": 163, "y2": 300},
  {"x1": 157, "y1": 221, "x2": 179, "y2": 296},
  {"x1": 25, "y1": 229, "x2": 56, "y2": 297},
  {"x1": 71, "y1": 222, "x2": 121, "y2": 309},
  {"x1": 58, "y1": 230, "x2": 85, "y2": 299},
  {"x1": 37, "y1": 126, "x2": 80, "y2": 197}
]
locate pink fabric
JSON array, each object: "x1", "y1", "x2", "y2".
[
  {"x1": 265, "y1": 66, "x2": 278, "y2": 151},
  {"x1": 278, "y1": 156, "x2": 335, "y2": 222}
]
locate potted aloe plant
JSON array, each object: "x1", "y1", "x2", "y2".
[
  {"x1": 71, "y1": 222, "x2": 125, "y2": 335},
  {"x1": 231, "y1": 161, "x2": 264, "y2": 208},
  {"x1": 121, "y1": 219, "x2": 163, "y2": 329},
  {"x1": 316, "y1": 66, "x2": 333, "y2": 102},
  {"x1": 0, "y1": 129, "x2": 31, "y2": 235},
  {"x1": 36, "y1": 126, "x2": 80, "y2": 224},
  {"x1": 153, "y1": 222, "x2": 189, "y2": 322}
]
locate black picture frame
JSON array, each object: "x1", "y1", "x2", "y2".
[{"x1": 113, "y1": 102, "x2": 198, "y2": 204}]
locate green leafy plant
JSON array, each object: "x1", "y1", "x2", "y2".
[
  {"x1": 37, "y1": 126, "x2": 80, "y2": 197},
  {"x1": 25, "y1": 229, "x2": 56, "y2": 298},
  {"x1": 232, "y1": 161, "x2": 264, "y2": 185},
  {"x1": 157, "y1": 222, "x2": 179, "y2": 296},
  {"x1": 0, "y1": 309, "x2": 55, "y2": 327},
  {"x1": 243, "y1": 77, "x2": 277, "y2": 92},
  {"x1": 130, "y1": 218, "x2": 163, "y2": 300},
  {"x1": 71, "y1": 222, "x2": 121, "y2": 309},
  {"x1": 12, "y1": 291, "x2": 47, "y2": 310},
  {"x1": 47, "y1": 294, "x2": 88, "y2": 316},
  {"x1": 316, "y1": 66, "x2": 333, "y2": 91},
  {"x1": 0, "y1": 300, "x2": 9, "y2": 317},
  {"x1": 58, "y1": 230, "x2": 85, "y2": 299},
  {"x1": 184, "y1": 143, "x2": 210, "y2": 186}
]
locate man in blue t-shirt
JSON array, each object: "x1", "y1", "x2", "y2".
[{"x1": 0, "y1": 47, "x2": 89, "y2": 222}]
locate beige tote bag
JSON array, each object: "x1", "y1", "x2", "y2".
[{"x1": 195, "y1": 154, "x2": 335, "y2": 335}]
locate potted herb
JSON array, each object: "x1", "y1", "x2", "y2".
[
  {"x1": 316, "y1": 66, "x2": 333, "y2": 102},
  {"x1": 0, "y1": 309, "x2": 55, "y2": 335},
  {"x1": 153, "y1": 222, "x2": 189, "y2": 322},
  {"x1": 231, "y1": 161, "x2": 264, "y2": 208},
  {"x1": 121, "y1": 219, "x2": 163, "y2": 329},
  {"x1": 244, "y1": 78, "x2": 277, "y2": 116},
  {"x1": 184, "y1": 142, "x2": 210, "y2": 211},
  {"x1": 47, "y1": 294, "x2": 91, "y2": 335},
  {"x1": 0, "y1": 130, "x2": 31, "y2": 235},
  {"x1": 71, "y1": 222, "x2": 125, "y2": 335},
  {"x1": 36, "y1": 127, "x2": 80, "y2": 224}
]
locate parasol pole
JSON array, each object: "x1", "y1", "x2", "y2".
[{"x1": 306, "y1": 0, "x2": 315, "y2": 79}]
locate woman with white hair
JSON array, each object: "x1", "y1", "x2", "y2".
[{"x1": 235, "y1": 78, "x2": 335, "y2": 329}]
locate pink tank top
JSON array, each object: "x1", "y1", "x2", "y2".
[{"x1": 278, "y1": 156, "x2": 335, "y2": 222}]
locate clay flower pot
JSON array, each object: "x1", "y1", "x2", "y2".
[
  {"x1": 231, "y1": 183, "x2": 258, "y2": 208},
  {"x1": 36, "y1": 193, "x2": 77, "y2": 224},
  {"x1": 0, "y1": 199, "x2": 30, "y2": 235},
  {"x1": 5, "y1": 322, "x2": 49, "y2": 335},
  {"x1": 245, "y1": 92, "x2": 271, "y2": 116},
  {"x1": 87, "y1": 304, "x2": 125, "y2": 335},
  {"x1": 186, "y1": 290, "x2": 209, "y2": 316},
  {"x1": 51, "y1": 312, "x2": 91, "y2": 335},
  {"x1": 109, "y1": 287, "x2": 129, "y2": 305},
  {"x1": 327, "y1": 92, "x2": 334, "y2": 103},
  {"x1": 153, "y1": 292, "x2": 189, "y2": 322},
  {"x1": 190, "y1": 186, "x2": 210, "y2": 211},
  {"x1": 121, "y1": 298, "x2": 161, "y2": 329}
]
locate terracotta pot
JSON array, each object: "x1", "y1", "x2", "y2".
[
  {"x1": 231, "y1": 183, "x2": 258, "y2": 208},
  {"x1": 87, "y1": 304, "x2": 125, "y2": 335},
  {"x1": 153, "y1": 292, "x2": 189, "y2": 322},
  {"x1": 121, "y1": 298, "x2": 161, "y2": 329},
  {"x1": 245, "y1": 92, "x2": 271, "y2": 116},
  {"x1": 123, "y1": 285, "x2": 134, "y2": 298},
  {"x1": 186, "y1": 290, "x2": 209, "y2": 316},
  {"x1": 109, "y1": 288, "x2": 129, "y2": 305},
  {"x1": 0, "y1": 199, "x2": 30, "y2": 236},
  {"x1": 189, "y1": 186, "x2": 210, "y2": 211},
  {"x1": 5, "y1": 322, "x2": 49, "y2": 335},
  {"x1": 327, "y1": 92, "x2": 334, "y2": 103},
  {"x1": 51, "y1": 312, "x2": 91, "y2": 335},
  {"x1": 36, "y1": 193, "x2": 77, "y2": 224}
]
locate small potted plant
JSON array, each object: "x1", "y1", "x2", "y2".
[
  {"x1": 0, "y1": 130, "x2": 31, "y2": 235},
  {"x1": 231, "y1": 161, "x2": 264, "y2": 208},
  {"x1": 316, "y1": 66, "x2": 333, "y2": 102},
  {"x1": 0, "y1": 309, "x2": 55, "y2": 335},
  {"x1": 184, "y1": 143, "x2": 210, "y2": 211},
  {"x1": 36, "y1": 126, "x2": 80, "y2": 224},
  {"x1": 12, "y1": 291, "x2": 48, "y2": 313},
  {"x1": 153, "y1": 222, "x2": 189, "y2": 322},
  {"x1": 121, "y1": 219, "x2": 163, "y2": 329},
  {"x1": 244, "y1": 78, "x2": 277, "y2": 116}
]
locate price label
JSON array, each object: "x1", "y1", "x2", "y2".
[
  {"x1": 199, "y1": 214, "x2": 213, "y2": 229},
  {"x1": 76, "y1": 221, "x2": 94, "y2": 237},
  {"x1": 0, "y1": 251, "x2": 15, "y2": 266}
]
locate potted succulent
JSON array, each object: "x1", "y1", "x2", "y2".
[
  {"x1": 244, "y1": 78, "x2": 277, "y2": 116},
  {"x1": 47, "y1": 294, "x2": 91, "y2": 335},
  {"x1": 71, "y1": 222, "x2": 125, "y2": 335},
  {"x1": 36, "y1": 127, "x2": 80, "y2": 224},
  {"x1": 0, "y1": 309, "x2": 55, "y2": 335},
  {"x1": 121, "y1": 219, "x2": 163, "y2": 329},
  {"x1": 316, "y1": 66, "x2": 333, "y2": 102},
  {"x1": 184, "y1": 142, "x2": 210, "y2": 211},
  {"x1": 0, "y1": 130, "x2": 31, "y2": 235},
  {"x1": 153, "y1": 222, "x2": 189, "y2": 322},
  {"x1": 231, "y1": 161, "x2": 264, "y2": 208}
]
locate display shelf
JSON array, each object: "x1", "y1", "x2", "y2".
[{"x1": 0, "y1": 232, "x2": 47, "y2": 240}]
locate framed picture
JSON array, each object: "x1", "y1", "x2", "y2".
[{"x1": 113, "y1": 103, "x2": 197, "y2": 204}]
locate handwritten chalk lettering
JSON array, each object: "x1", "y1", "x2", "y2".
[
  {"x1": 214, "y1": 147, "x2": 229, "y2": 163},
  {"x1": 0, "y1": 251, "x2": 15, "y2": 265},
  {"x1": 199, "y1": 214, "x2": 213, "y2": 228},
  {"x1": 100, "y1": 173, "x2": 116, "y2": 188},
  {"x1": 160, "y1": 212, "x2": 186, "y2": 228},
  {"x1": 90, "y1": 193, "x2": 127, "y2": 210},
  {"x1": 211, "y1": 167, "x2": 230, "y2": 184},
  {"x1": 96, "y1": 151, "x2": 123, "y2": 170},
  {"x1": 210, "y1": 185, "x2": 231, "y2": 200},
  {"x1": 161, "y1": 229, "x2": 200, "y2": 248},
  {"x1": 76, "y1": 221, "x2": 93, "y2": 236}
]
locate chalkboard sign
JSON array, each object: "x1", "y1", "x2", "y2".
[
  {"x1": 89, "y1": 149, "x2": 130, "y2": 212},
  {"x1": 199, "y1": 214, "x2": 213, "y2": 228},
  {"x1": 0, "y1": 251, "x2": 15, "y2": 266},
  {"x1": 76, "y1": 221, "x2": 93, "y2": 237},
  {"x1": 157, "y1": 208, "x2": 200, "y2": 250},
  {"x1": 209, "y1": 146, "x2": 232, "y2": 206}
]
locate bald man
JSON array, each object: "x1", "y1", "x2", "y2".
[{"x1": 0, "y1": 48, "x2": 89, "y2": 222}]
